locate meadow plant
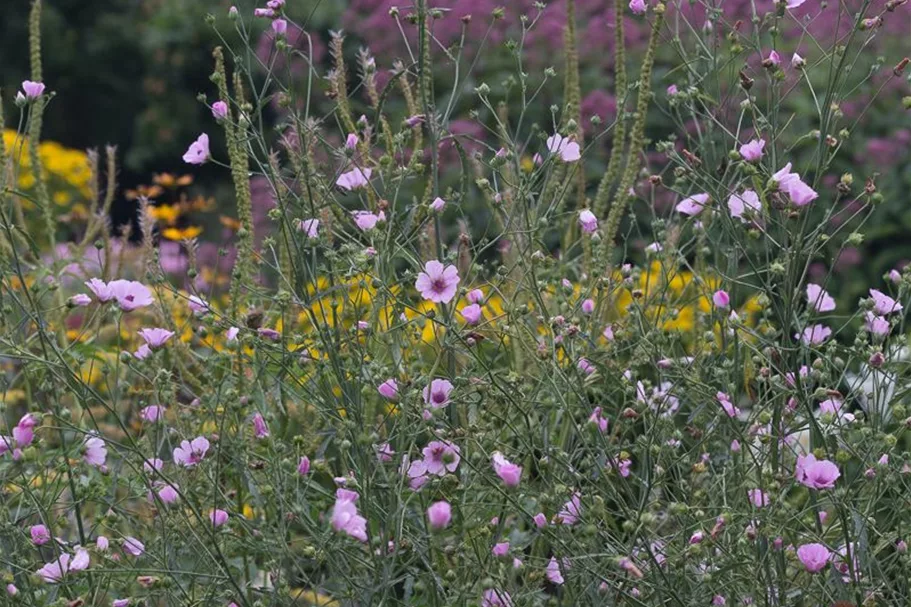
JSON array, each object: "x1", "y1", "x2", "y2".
[{"x1": 2, "y1": 0, "x2": 911, "y2": 605}]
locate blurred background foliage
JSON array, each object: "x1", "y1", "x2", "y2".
[{"x1": 1, "y1": 0, "x2": 909, "y2": 304}]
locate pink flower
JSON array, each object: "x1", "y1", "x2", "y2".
[
  {"x1": 589, "y1": 407, "x2": 609, "y2": 432},
  {"x1": 667, "y1": 84, "x2": 679, "y2": 96},
  {"x1": 739, "y1": 139, "x2": 765, "y2": 162},
  {"x1": 870, "y1": 289, "x2": 902, "y2": 315},
  {"x1": 430, "y1": 197, "x2": 446, "y2": 212},
  {"x1": 747, "y1": 488, "x2": 769, "y2": 508},
  {"x1": 422, "y1": 440, "x2": 460, "y2": 476},
  {"x1": 154, "y1": 483, "x2": 179, "y2": 504},
  {"x1": 21, "y1": 80, "x2": 45, "y2": 100},
  {"x1": 492, "y1": 541, "x2": 510, "y2": 557},
  {"x1": 629, "y1": 0, "x2": 647, "y2": 14},
  {"x1": 581, "y1": 299, "x2": 595, "y2": 314},
  {"x1": 797, "y1": 543, "x2": 830, "y2": 572},
  {"x1": 492, "y1": 452, "x2": 522, "y2": 487},
  {"x1": 122, "y1": 536, "x2": 145, "y2": 557},
  {"x1": 96, "y1": 536, "x2": 109, "y2": 551},
  {"x1": 336, "y1": 167, "x2": 372, "y2": 191},
  {"x1": 107, "y1": 280, "x2": 154, "y2": 312},
  {"x1": 767, "y1": 50, "x2": 781, "y2": 67},
  {"x1": 423, "y1": 378, "x2": 454, "y2": 408},
  {"x1": 272, "y1": 18, "x2": 287, "y2": 35},
  {"x1": 331, "y1": 497, "x2": 369, "y2": 541},
  {"x1": 415, "y1": 260, "x2": 460, "y2": 303},
  {"x1": 577, "y1": 358, "x2": 595, "y2": 375},
  {"x1": 546, "y1": 133, "x2": 581, "y2": 162},
  {"x1": 182, "y1": 133, "x2": 210, "y2": 164},
  {"x1": 173, "y1": 436, "x2": 210, "y2": 467},
  {"x1": 84, "y1": 436, "x2": 107, "y2": 468},
  {"x1": 603, "y1": 325, "x2": 615, "y2": 341},
  {"x1": 226, "y1": 327, "x2": 240, "y2": 341},
  {"x1": 377, "y1": 379, "x2": 398, "y2": 401},
  {"x1": 727, "y1": 190, "x2": 761, "y2": 221},
  {"x1": 252, "y1": 413, "x2": 270, "y2": 439},
  {"x1": 211, "y1": 101, "x2": 229, "y2": 120},
  {"x1": 806, "y1": 284, "x2": 835, "y2": 312},
  {"x1": 772, "y1": 163, "x2": 818, "y2": 207},
  {"x1": 481, "y1": 589, "x2": 513, "y2": 607},
  {"x1": 69, "y1": 293, "x2": 92, "y2": 306},
  {"x1": 133, "y1": 344, "x2": 152, "y2": 360},
  {"x1": 5, "y1": 585, "x2": 16, "y2": 596},
  {"x1": 676, "y1": 193, "x2": 710, "y2": 216},
  {"x1": 296, "y1": 218, "x2": 320, "y2": 238},
  {"x1": 796, "y1": 324, "x2": 831, "y2": 346},
  {"x1": 717, "y1": 392, "x2": 740, "y2": 418},
  {"x1": 545, "y1": 557, "x2": 565, "y2": 584},
  {"x1": 460, "y1": 303, "x2": 483, "y2": 325},
  {"x1": 188, "y1": 295, "x2": 209, "y2": 315},
  {"x1": 30, "y1": 524, "x2": 50, "y2": 545},
  {"x1": 113, "y1": 600, "x2": 131, "y2": 607},
  {"x1": 140, "y1": 405, "x2": 165, "y2": 423},
  {"x1": 467, "y1": 289, "x2": 484, "y2": 304},
  {"x1": 792, "y1": 53, "x2": 806, "y2": 68},
  {"x1": 376, "y1": 443, "x2": 395, "y2": 462},
  {"x1": 557, "y1": 493, "x2": 582, "y2": 525},
  {"x1": 864, "y1": 312, "x2": 890, "y2": 337},
  {"x1": 36, "y1": 553, "x2": 70, "y2": 583},
  {"x1": 787, "y1": 0, "x2": 806, "y2": 8},
  {"x1": 796, "y1": 454, "x2": 840, "y2": 490},
  {"x1": 297, "y1": 456, "x2": 311, "y2": 475},
  {"x1": 138, "y1": 328, "x2": 174, "y2": 348},
  {"x1": 578, "y1": 209, "x2": 598, "y2": 234},
  {"x1": 533, "y1": 513, "x2": 547, "y2": 528},
  {"x1": 210, "y1": 509, "x2": 229, "y2": 527},
  {"x1": 352, "y1": 210, "x2": 385, "y2": 231},
  {"x1": 427, "y1": 501, "x2": 452, "y2": 530},
  {"x1": 84, "y1": 279, "x2": 111, "y2": 302},
  {"x1": 713, "y1": 290, "x2": 730, "y2": 308}
]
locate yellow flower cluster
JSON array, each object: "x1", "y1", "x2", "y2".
[{"x1": 2, "y1": 129, "x2": 93, "y2": 211}]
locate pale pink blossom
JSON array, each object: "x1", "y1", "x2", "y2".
[
  {"x1": 84, "y1": 436, "x2": 107, "y2": 468},
  {"x1": 796, "y1": 454, "x2": 840, "y2": 490},
  {"x1": 336, "y1": 167, "x2": 372, "y2": 191},
  {"x1": 870, "y1": 289, "x2": 902, "y2": 315},
  {"x1": 210, "y1": 509, "x2": 229, "y2": 527},
  {"x1": 212, "y1": 100, "x2": 229, "y2": 120},
  {"x1": 578, "y1": 209, "x2": 598, "y2": 234},
  {"x1": 545, "y1": 557, "x2": 565, "y2": 584},
  {"x1": 797, "y1": 543, "x2": 830, "y2": 572},
  {"x1": 727, "y1": 190, "x2": 761, "y2": 222},
  {"x1": 423, "y1": 378, "x2": 454, "y2": 408},
  {"x1": 296, "y1": 218, "x2": 320, "y2": 238},
  {"x1": 806, "y1": 284, "x2": 835, "y2": 312},
  {"x1": 422, "y1": 440, "x2": 460, "y2": 476},
  {"x1": 492, "y1": 452, "x2": 522, "y2": 487},
  {"x1": 173, "y1": 436, "x2": 210, "y2": 467},
  {"x1": 138, "y1": 328, "x2": 174, "y2": 348},
  {"x1": 796, "y1": 324, "x2": 831, "y2": 346},
  {"x1": 377, "y1": 379, "x2": 398, "y2": 400},
  {"x1": 460, "y1": 303, "x2": 483, "y2": 325},
  {"x1": 738, "y1": 139, "x2": 765, "y2": 162},
  {"x1": 546, "y1": 134, "x2": 581, "y2": 162},
  {"x1": 182, "y1": 134, "x2": 210, "y2": 165},
  {"x1": 427, "y1": 501, "x2": 452, "y2": 529},
  {"x1": 122, "y1": 536, "x2": 145, "y2": 557},
  {"x1": 675, "y1": 193, "x2": 710, "y2": 216},
  {"x1": 415, "y1": 260, "x2": 460, "y2": 303},
  {"x1": 21, "y1": 80, "x2": 45, "y2": 100}
]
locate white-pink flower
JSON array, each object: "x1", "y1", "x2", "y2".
[
  {"x1": 173, "y1": 436, "x2": 210, "y2": 467},
  {"x1": 138, "y1": 328, "x2": 175, "y2": 348},
  {"x1": 806, "y1": 284, "x2": 835, "y2": 313},
  {"x1": 83, "y1": 435, "x2": 107, "y2": 468},
  {"x1": 182, "y1": 134, "x2": 210, "y2": 165},
  {"x1": 336, "y1": 167, "x2": 372, "y2": 191},
  {"x1": 676, "y1": 193, "x2": 710, "y2": 216},
  {"x1": 415, "y1": 260, "x2": 460, "y2": 304},
  {"x1": 546, "y1": 134, "x2": 581, "y2": 162}
]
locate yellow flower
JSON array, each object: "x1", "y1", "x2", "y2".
[{"x1": 162, "y1": 226, "x2": 203, "y2": 241}]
